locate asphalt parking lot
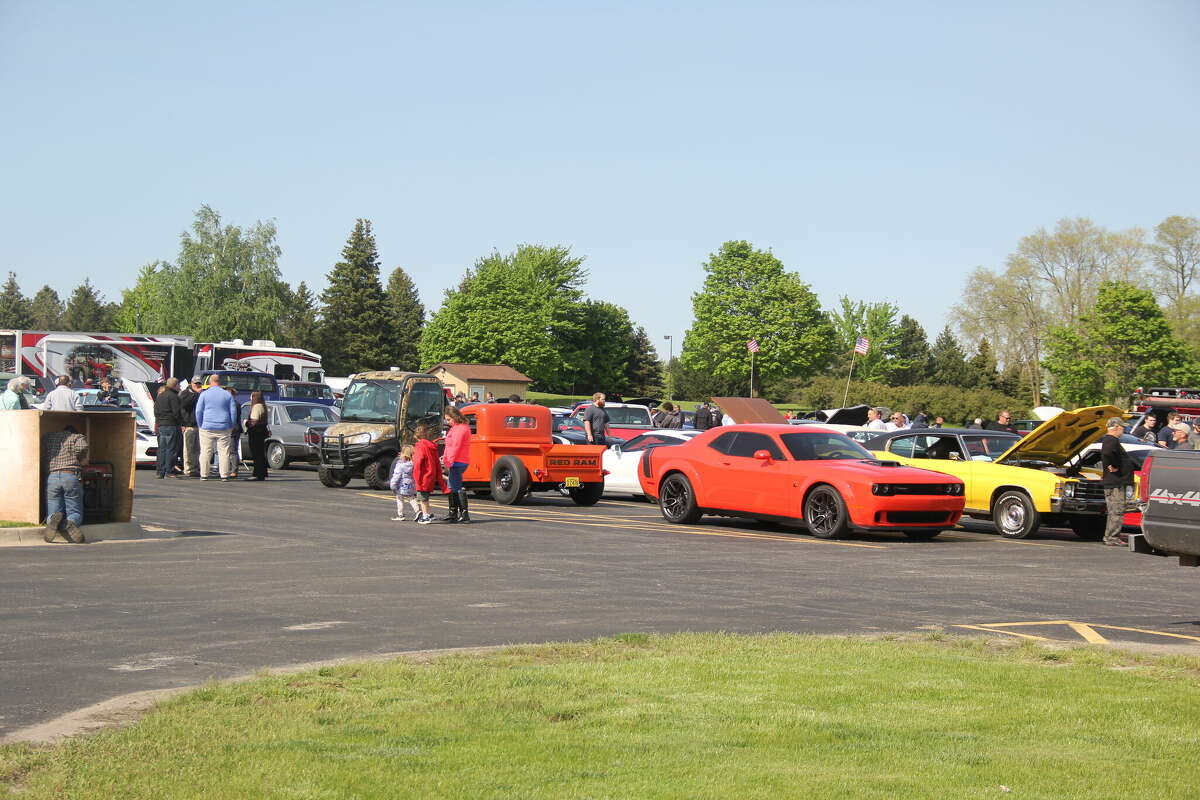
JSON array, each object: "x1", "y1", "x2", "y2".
[{"x1": 3, "y1": 467, "x2": 1199, "y2": 738}]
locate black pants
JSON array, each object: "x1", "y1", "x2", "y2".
[
  {"x1": 248, "y1": 427, "x2": 269, "y2": 479},
  {"x1": 156, "y1": 425, "x2": 180, "y2": 477}
]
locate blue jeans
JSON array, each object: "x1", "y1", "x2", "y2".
[
  {"x1": 448, "y1": 462, "x2": 468, "y2": 491},
  {"x1": 157, "y1": 425, "x2": 180, "y2": 477},
  {"x1": 46, "y1": 471, "x2": 83, "y2": 525}
]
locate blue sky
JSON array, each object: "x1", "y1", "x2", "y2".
[{"x1": 2, "y1": 1, "x2": 1197, "y2": 360}]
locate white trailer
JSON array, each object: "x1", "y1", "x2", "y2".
[{"x1": 192, "y1": 339, "x2": 324, "y2": 382}]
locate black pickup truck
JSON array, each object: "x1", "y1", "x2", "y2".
[{"x1": 1130, "y1": 449, "x2": 1200, "y2": 568}]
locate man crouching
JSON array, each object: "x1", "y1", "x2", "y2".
[{"x1": 41, "y1": 423, "x2": 88, "y2": 543}]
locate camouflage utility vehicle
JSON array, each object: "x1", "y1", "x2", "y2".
[{"x1": 318, "y1": 371, "x2": 445, "y2": 489}]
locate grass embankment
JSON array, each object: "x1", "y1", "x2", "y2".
[
  {"x1": 0, "y1": 521, "x2": 34, "y2": 528},
  {"x1": 4, "y1": 633, "x2": 1198, "y2": 799}
]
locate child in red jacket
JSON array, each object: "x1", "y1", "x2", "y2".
[{"x1": 412, "y1": 424, "x2": 447, "y2": 524}]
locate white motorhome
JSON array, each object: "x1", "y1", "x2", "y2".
[{"x1": 192, "y1": 339, "x2": 324, "y2": 382}]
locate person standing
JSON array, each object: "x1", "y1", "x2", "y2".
[
  {"x1": 442, "y1": 406, "x2": 472, "y2": 523},
  {"x1": 195, "y1": 375, "x2": 237, "y2": 481},
  {"x1": 1099, "y1": 416, "x2": 1133, "y2": 547},
  {"x1": 865, "y1": 408, "x2": 887, "y2": 431},
  {"x1": 1166, "y1": 427, "x2": 1190, "y2": 450},
  {"x1": 153, "y1": 378, "x2": 183, "y2": 479},
  {"x1": 1188, "y1": 420, "x2": 1200, "y2": 451},
  {"x1": 657, "y1": 401, "x2": 683, "y2": 429},
  {"x1": 582, "y1": 392, "x2": 610, "y2": 445},
  {"x1": 931, "y1": 416, "x2": 945, "y2": 429},
  {"x1": 983, "y1": 410, "x2": 1017, "y2": 434},
  {"x1": 244, "y1": 390, "x2": 270, "y2": 481},
  {"x1": 388, "y1": 445, "x2": 420, "y2": 521},
  {"x1": 96, "y1": 377, "x2": 120, "y2": 406},
  {"x1": 40, "y1": 423, "x2": 88, "y2": 543},
  {"x1": 413, "y1": 424, "x2": 446, "y2": 524},
  {"x1": 693, "y1": 402, "x2": 712, "y2": 431},
  {"x1": 885, "y1": 412, "x2": 909, "y2": 431},
  {"x1": 2, "y1": 376, "x2": 32, "y2": 410},
  {"x1": 43, "y1": 376, "x2": 81, "y2": 412},
  {"x1": 178, "y1": 376, "x2": 202, "y2": 477},
  {"x1": 227, "y1": 387, "x2": 243, "y2": 478}
]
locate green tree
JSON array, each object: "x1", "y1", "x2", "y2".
[
  {"x1": 384, "y1": 266, "x2": 425, "y2": 371},
  {"x1": 682, "y1": 241, "x2": 834, "y2": 396},
  {"x1": 278, "y1": 281, "x2": 320, "y2": 352},
  {"x1": 61, "y1": 278, "x2": 114, "y2": 331},
  {"x1": 0, "y1": 273, "x2": 32, "y2": 329},
  {"x1": 166, "y1": 205, "x2": 289, "y2": 342},
  {"x1": 29, "y1": 285, "x2": 63, "y2": 330},
  {"x1": 1150, "y1": 215, "x2": 1200, "y2": 348},
  {"x1": 889, "y1": 315, "x2": 932, "y2": 385},
  {"x1": 1043, "y1": 281, "x2": 1200, "y2": 406},
  {"x1": 114, "y1": 262, "x2": 172, "y2": 333},
  {"x1": 827, "y1": 298, "x2": 904, "y2": 383},
  {"x1": 929, "y1": 326, "x2": 974, "y2": 386},
  {"x1": 318, "y1": 220, "x2": 392, "y2": 375},
  {"x1": 625, "y1": 326, "x2": 664, "y2": 397},
  {"x1": 419, "y1": 244, "x2": 587, "y2": 389},
  {"x1": 567, "y1": 301, "x2": 634, "y2": 393}
]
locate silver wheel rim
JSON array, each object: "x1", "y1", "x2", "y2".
[
  {"x1": 807, "y1": 491, "x2": 839, "y2": 535},
  {"x1": 1000, "y1": 498, "x2": 1025, "y2": 534},
  {"x1": 661, "y1": 478, "x2": 689, "y2": 519}
]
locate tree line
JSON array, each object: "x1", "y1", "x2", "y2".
[{"x1": 3, "y1": 206, "x2": 1195, "y2": 410}]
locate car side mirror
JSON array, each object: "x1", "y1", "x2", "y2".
[
  {"x1": 754, "y1": 449, "x2": 774, "y2": 464},
  {"x1": 610, "y1": 444, "x2": 622, "y2": 455}
]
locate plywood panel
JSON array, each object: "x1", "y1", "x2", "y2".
[{"x1": 0, "y1": 411, "x2": 43, "y2": 523}]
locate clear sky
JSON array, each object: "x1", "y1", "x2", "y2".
[{"x1": 2, "y1": 1, "x2": 1197, "y2": 358}]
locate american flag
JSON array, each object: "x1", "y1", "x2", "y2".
[
  {"x1": 747, "y1": 339, "x2": 760, "y2": 353},
  {"x1": 854, "y1": 337, "x2": 870, "y2": 355}
]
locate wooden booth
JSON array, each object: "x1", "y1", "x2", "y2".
[{"x1": 0, "y1": 410, "x2": 136, "y2": 525}]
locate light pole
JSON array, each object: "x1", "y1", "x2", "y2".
[{"x1": 663, "y1": 335, "x2": 673, "y2": 401}]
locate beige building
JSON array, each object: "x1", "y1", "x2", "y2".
[{"x1": 426, "y1": 363, "x2": 533, "y2": 401}]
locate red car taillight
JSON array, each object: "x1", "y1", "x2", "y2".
[{"x1": 1138, "y1": 457, "x2": 1153, "y2": 502}]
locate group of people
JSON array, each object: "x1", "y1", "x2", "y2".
[
  {"x1": 1130, "y1": 412, "x2": 1200, "y2": 450},
  {"x1": 388, "y1": 405, "x2": 473, "y2": 524},
  {"x1": 153, "y1": 374, "x2": 271, "y2": 482}
]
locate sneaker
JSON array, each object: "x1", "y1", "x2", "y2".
[
  {"x1": 391, "y1": 516, "x2": 404, "y2": 522},
  {"x1": 417, "y1": 514, "x2": 434, "y2": 525},
  {"x1": 1103, "y1": 538, "x2": 1125, "y2": 547},
  {"x1": 62, "y1": 519, "x2": 85, "y2": 544},
  {"x1": 44, "y1": 512, "x2": 64, "y2": 543}
]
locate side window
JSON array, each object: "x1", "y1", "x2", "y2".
[
  {"x1": 888, "y1": 436, "x2": 918, "y2": 458},
  {"x1": 402, "y1": 381, "x2": 445, "y2": 432},
  {"x1": 504, "y1": 415, "x2": 538, "y2": 428},
  {"x1": 726, "y1": 432, "x2": 785, "y2": 460},
  {"x1": 708, "y1": 431, "x2": 737, "y2": 455},
  {"x1": 464, "y1": 413, "x2": 477, "y2": 434}
]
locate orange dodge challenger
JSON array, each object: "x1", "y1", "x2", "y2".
[{"x1": 638, "y1": 424, "x2": 965, "y2": 539}]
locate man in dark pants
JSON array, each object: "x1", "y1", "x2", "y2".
[
  {"x1": 582, "y1": 392, "x2": 610, "y2": 446},
  {"x1": 1099, "y1": 416, "x2": 1132, "y2": 547},
  {"x1": 153, "y1": 377, "x2": 183, "y2": 478}
]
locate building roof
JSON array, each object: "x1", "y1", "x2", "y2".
[{"x1": 426, "y1": 363, "x2": 533, "y2": 383}]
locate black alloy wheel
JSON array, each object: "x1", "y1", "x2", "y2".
[
  {"x1": 804, "y1": 485, "x2": 849, "y2": 539},
  {"x1": 658, "y1": 473, "x2": 700, "y2": 524}
]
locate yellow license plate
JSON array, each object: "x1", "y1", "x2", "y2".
[{"x1": 563, "y1": 477, "x2": 581, "y2": 488}]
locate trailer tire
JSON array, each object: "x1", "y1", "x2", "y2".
[
  {"x1": 568, "y1": 482, "x2": 604, "y2": 506},
  {"x1": 491, "y1": 456, "x2": 530, "y2": 505},
  {"x1": 319, "y1": 466, "x2": 351, "y2": 488}
]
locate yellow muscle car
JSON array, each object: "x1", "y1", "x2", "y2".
[{"x1": 864, "y1": 406, "x2": 1126, "y2": 539}]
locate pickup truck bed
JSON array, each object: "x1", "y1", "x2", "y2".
[{"x1": 1130, "y1": 448, "x2": 1200, "y2": 567}]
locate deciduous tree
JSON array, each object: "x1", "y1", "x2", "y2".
[
  {"x1": 1150, "y1": 215, "x2": 1200, "y2": 348},
  {"x1": 682, "y1": 241, "x2": 833, "y2": 396},
  {"x1": 318, "y1": 220, "x2": 392, "y2": 375},
  {"x1": 114, "y1": 262, "x2": 172, "y2": 333}
]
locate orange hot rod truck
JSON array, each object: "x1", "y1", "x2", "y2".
[{"x1": 460, "y1": 404, "x2": 607, "y2": 505}]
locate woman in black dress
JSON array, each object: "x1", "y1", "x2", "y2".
[{"x1": 245, "y1": 390, "x2": 270, "y2": 481}]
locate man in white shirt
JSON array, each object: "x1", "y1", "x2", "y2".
[
  {"x1": 885, "y1": 411, "x2": 909, "y2": 431},
  {"x1": 865, "y1": 408, "x2": 887, "y2": 430},
  {"x1": 42, "y1": 376, "x2": 81, "y2": 412}
]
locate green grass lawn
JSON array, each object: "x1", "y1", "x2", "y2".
[
  {"x1": 0, "y1": 521, "x2": 35, "y2": 528},
  {"x1": 4, "y1": 633, "x2": 1198, "y2": 799}
]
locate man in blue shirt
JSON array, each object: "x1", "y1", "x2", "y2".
[{"x1": 194, "y1": 375, "x2": 238, "y2": 481}]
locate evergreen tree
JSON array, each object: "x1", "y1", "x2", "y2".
[
  {"x1": 279, "y1": 281, "x2": 320, "y2": 352},
  {"x1": 682, "y1": 241, "x2": 834, "y2": 395},
  {"x1": 0, "y1": 272, "x2": 32, "y2": 329},
  {"x1": 929, "y1": 326, "x2": 974, "y2": 386},
  {"x1": 889, "y1": 315, "x2": 932, "y2": 385},
  {"x1": 566, "y1": 300, "x2": 635, "y2": 393},
  {"x1": 318, "y1": 220, "x2": 392, "y2": 374},
  {"x1": 61, "y1": 278, "x2": 113, "y2": 331},
  {"x1": 384, "y1": 266, "x2": 425, "y2": 371},
  {"x1": 967, "y1": 338, "x2": 1000, "y2": 390},
  {"x1": 625, "y1": 326, "x2": 664, "y2": 397},
  {"x1": 29, "y1": 285, "x2": 64, "y2": 330}
]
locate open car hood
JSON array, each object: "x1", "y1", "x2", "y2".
[
  {"x1": 711, "y1": 397, "x2": 787, "y2": 424},
  {"x1": 996, "y1": 405, "x2": 1125, "y2": 467}
]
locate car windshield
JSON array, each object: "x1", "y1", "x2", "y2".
[
  {"x1": 340, "y1": 380, "x2": 399, "y2": 423},
  {"x1": 79, "y1": 390, "x2": 133, "y2": 407},
  {"x1": 603, "y1": 407, "x2": 652, "y2": 425},
  {"x1": 213, "y1": 373, "x2": 277, "y2": 394},
  {"x1": 283, "y1": 384, "x2": 333, "y2": 399},
  {"x1": 962, "y1": 435, "x2": 1020, "y2": 461},
  {"x1": 780, "y1": 432, "x2": 873, "y2": 461},
  {"x1": 286, "y1": 404, "x2": 338, "y2": 423}
]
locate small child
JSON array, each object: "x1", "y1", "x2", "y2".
[
  {"x1": 388, "y1": 445, "x2": 420, "y2": 521},
  {"x1": 412, "y1": 424, "x2": 447, "y2": 524}
]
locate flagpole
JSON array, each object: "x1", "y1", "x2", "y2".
[
  {"x1": 750, "y1": 349, "x2": 755, "y2": 398},
  {"x1": 842, "y1": 348, "x2": 856, "y2": 408}
]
